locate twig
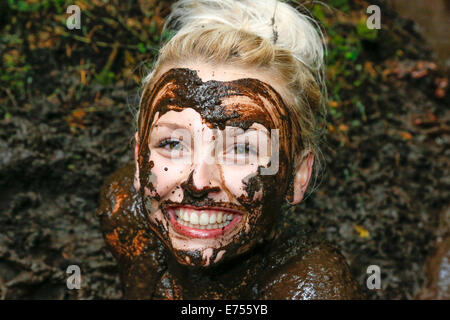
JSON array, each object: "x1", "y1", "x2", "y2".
[
  {"x1": 3, "y1": 88, "x2": 18, "y2": 108},
  {"x1": 61, "y1": 31, "x2": 140, "y2": 50}
]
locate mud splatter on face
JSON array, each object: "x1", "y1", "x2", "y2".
[
  {"x1": 138, "y1": 68, "x2": 292, "y2": 179},
  {"x1": 180, "y1": 170, "x2": 221, "y2": 200},
  {"x1": 136, "y1": 68, "x2": 294, "y2": 267}
]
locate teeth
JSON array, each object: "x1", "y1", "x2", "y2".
[
  {"x1": 199, "y1": 212, "x2": 209, "y2": 225},
  {"x1": 177, "y1": 209, "x2": 184, "y2": 221},
  {"x1": 175, "y1": 209, "x2": 235, "y2": 229},
  {"x1": 190, "y1": 212, "x2": 199, "y2": 225}
]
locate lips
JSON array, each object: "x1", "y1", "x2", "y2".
[{"x1": 167, "y1": 205, "x2": 243, "y2": 239}]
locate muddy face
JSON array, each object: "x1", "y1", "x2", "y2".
[{"x1": 135, "y1": 67, "x2": 293, "y2": 267}]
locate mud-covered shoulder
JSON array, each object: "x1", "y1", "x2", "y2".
[
  {"x1": 97, "y1": 163, "x2": 168, "y2": 299},
  {"x1": 260, "y1": 242, "x2": 363, "y2": 299},
  {"x1": 97, "y1": 162, "x2": 136, "y2": 220},
  {"x1": 259, "y1": 221, "x2": 364, "y2": 300}
]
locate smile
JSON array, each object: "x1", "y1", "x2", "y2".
[{"x1": 167, "y1": 205, "x2": 243, "y2": 239}]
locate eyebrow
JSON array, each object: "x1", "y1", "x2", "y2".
[
  {"x1": 153, "y1": 121, "x2": 190, "y2": 130},
  {"x1": 225, "y1": 126, "x2": 270, "y2": 139}
]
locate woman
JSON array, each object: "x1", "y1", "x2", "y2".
[{"x1": 98, "y1": 0, "x2": 362, "y2": 299}]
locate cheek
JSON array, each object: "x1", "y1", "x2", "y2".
[
  {"x1": 146, "y1": 152, "x2": 189, "y2": 199},
  {"x1": 220, "y1": 165, "x2": 263, "y2": 201}
]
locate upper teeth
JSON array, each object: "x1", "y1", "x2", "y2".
[{"x1": 175, "y1": 209, "x2": 234, "y2": 229}]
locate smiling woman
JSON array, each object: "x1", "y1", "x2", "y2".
[
  {"x1": 97, "y1": 0, "x2": 363, "y2": 299},
  {"x1": 137, "y1": 66, "x2": 288, "y2": 267}
]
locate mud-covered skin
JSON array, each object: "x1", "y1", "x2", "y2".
[
  {"x1": 98, "y1": 163, "x2": 363, "y2": 299},
  {"x1": 97, "y1": 163, "x2": 168, "y2": 299},
  {"x1": 137, "y1": 67, "x2": 292, "y2": 202},
  {"x1": 259, "y1": 243, "x2": 362, "y2": 299},
  {"x1": 136, "y1": 68, "x2": 293, "y2": 268}
]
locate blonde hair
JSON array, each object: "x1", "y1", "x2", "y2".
[{"x1": 138, "y1": 0, "x2": 327, "y2": 193}]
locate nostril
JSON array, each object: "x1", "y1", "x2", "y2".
[
  {"x1": 184, "y1": 186, "x2": 220, "y2": 199},
  {"x1": 181, "y1": 170, "x2": 220, "y2": 199}
]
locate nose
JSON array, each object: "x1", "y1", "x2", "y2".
[
  {"x1": 181, "y1": 162, "x2": 221, "y2": 199},
  {"x1": 180, "y1": 128, "x2": 222, "y2": 199}
]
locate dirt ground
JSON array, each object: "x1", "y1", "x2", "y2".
[{"x1": 0, "y1": 0, "x2": 448, "y2": 299}]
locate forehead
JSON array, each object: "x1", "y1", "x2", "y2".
[{"x1": 145, "y1": 68, "x2": 288, "y2": 130}]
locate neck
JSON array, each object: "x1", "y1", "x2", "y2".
[{"x1": 166, "y1": 243, "x2": 269, "y2": 299}]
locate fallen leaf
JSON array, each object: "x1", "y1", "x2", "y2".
[
  {"x1": 399, "y1": 131, "x2": 413, "y2": 140},
  {"x1": 328, "y1": 124, "x2": 336, "y2": 133},
  {"x1": 364, "y1": 61, "x2": 377, "y2": 77},
  {"x1": 72, "y1": 109, "x2": 86, "y2": 119},
  {"x1": 411, "y1": 69, "x2": 427, "y2": 79},
  {"x1": 329, "y1": 100, "x2": 340, "y2": 108},
  {"x1": 354, "y1": 225, "x2": 370, "y2": 238},
  {"x1": 339, "y1": 124, "x2": 349, "y2": 132},
  {"x1": 80, "y1": 70, "x2": 87, "y2": 85},
  {"x1": 66, "y1": 109, "x2": 86, "y2": 130}
]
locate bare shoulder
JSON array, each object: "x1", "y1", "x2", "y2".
[{"x1": 260, "y1": 242, "x2": 364, "y2": 299}]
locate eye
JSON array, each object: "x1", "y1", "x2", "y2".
[
  {"x1": 231, "y1": 143, "x2": 256, "y2": 155},
  {"x1": 158, "y1": 139, "x2": 183, "y2": 151}
]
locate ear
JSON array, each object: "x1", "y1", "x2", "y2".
[{"x1": 287, "y1": 152, "x2": 314, "y2": 205}]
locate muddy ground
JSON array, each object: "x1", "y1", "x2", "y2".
[{"x1": 0, "y1": 0, "x2": 448, "y2": 299}]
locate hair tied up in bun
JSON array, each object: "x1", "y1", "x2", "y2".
[{"x1": 163, "y1": 0, "x2": 325, "y2": 73}]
